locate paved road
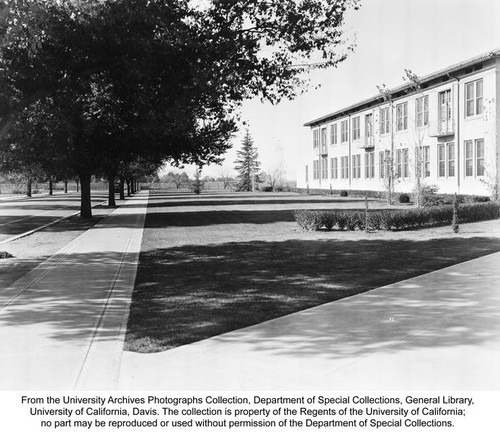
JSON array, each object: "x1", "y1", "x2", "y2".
[{"x1": 0, "y1": 192, "x2": 107, "y2": 245}]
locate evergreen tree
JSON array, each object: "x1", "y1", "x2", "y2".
[{"x1": 234, "y1": 130, "x2": 260, "y2": 192}]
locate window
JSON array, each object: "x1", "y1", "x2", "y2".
[
  {"x1": 396, "y1": 102, "x2": 408, "y2": 131},
  {"x1": 438, "y1": 89, "x2": 452, "y2": 132},
  {"x1": 464, "y1": 140, "x2": 473, "y2": 177},
  {"x1": 305, "y1": 165, "x2": 309, "y2": 183},
  {"x1": 476, "y1": 139, "x2": 484, "y2": 176},
  {"x1": 385, "y1": 150, "x2": 392, "y2": 178},
  {"x1": 365, "y1": 113, "x2": 373, "y2": 139},
  {"x1": 352, "y1": 154, "x2": 361, "y2": 179},
  {"x1": 402, "y1": 148, "x2": 409, "y2": 178},
  {"x1": 331, "y1": 157, "x2": 338, "y2": 179},
  {"x1": 321, "y1": 157, "x2": 328, "y2": 179},
  {"x1": 352, "y1": 117, "x2": 360, "y2": 140},
  {"x1": 416, "y1": 95, "x2": 429, "y2": 127},
  {"x1": 341, "y1": 156, "x2": 349, "y2": 179},
  {"x1": 313, "y1": 160, "x2": 319, "y2": 179},
  {"x1": 341, "y1": 120, "x2": 349, "y2": 142},
  {"x1": 464, "y1": 139, "x2": 485, "y2": 177},
  {"x1": 321, "y1": 127, "x2": 327, "y2": 146},
  {"x1": 396, "y1": 149, "x2": 403, "y2": 177},
  {"x1": 313, "y1": 129, "x2": 319, "y2": 148},
  {"x1": 438, "y1": 143, "x2": 455, "y2": 177},
  {"x1": 465, "y1": 79, "x2": 483, "y2": 117},
  {"x1": 365, "y1": 152, "x2": 375, "y2": 179},
  {"x1": 320, "y1": 127, "x2": 327, "y2": 154},
  {"x1": 379, "y1": 151, "x2": 385, "y2": 178},
  {"x1": 417, "y1": 146, "x2": 430, "y2": 178},
  {"x1": 438, "y1": 144, "x2": 446, "y2": 177},
  {"x1": 331, "y1": 124, "x2": 337, "y2": 145},
  {"x1": 379, "y1": 107, "x2": 390, "y2": 135},
  {"x1": 447, "y1": 143, "x2": 455, "y2": 177}
]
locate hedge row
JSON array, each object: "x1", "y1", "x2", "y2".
[{"x1": 293, "y1": 202, "x2": 500, "y2": 232}]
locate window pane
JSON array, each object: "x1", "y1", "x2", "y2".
[{"x1": 476, "y1": 139, "x2": 485, "y2": 176}]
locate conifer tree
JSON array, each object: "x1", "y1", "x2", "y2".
[{"x1": 234, "y1": 130, "x2": 260, "y2": 192}]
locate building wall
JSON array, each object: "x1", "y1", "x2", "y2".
[{"x1": 300, "y1": 60, "x2": 498, "y2": 197}]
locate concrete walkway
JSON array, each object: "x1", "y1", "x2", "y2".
[
  {"x1": 0, "y1": 191, "x2": 148, "y2": 390},
  {"x1": 118, "y1": 250, "x2": 500, "y2": 391}
]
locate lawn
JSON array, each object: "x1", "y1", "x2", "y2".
[{"x1": 124, "y1": 191, "x2": 500, "y2": 353}]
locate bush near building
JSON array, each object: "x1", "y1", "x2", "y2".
[{"x1": 294, "y1": 202, "x2": 500, "y2": 232}]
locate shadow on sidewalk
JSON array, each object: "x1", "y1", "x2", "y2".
[
  {"x1": 125, "y1": 236, "x2": 500, "y2": 354},
  {"x1": 0, "y1": 251, "x2": 134, "y2": 343}
]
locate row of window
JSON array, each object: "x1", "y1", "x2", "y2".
[
  {"x1": 313, "y1": 79, "x2": 484, "y2": 147},
  {"x1": 308, "y1": 139, "x2": 485, "y2": 182}
]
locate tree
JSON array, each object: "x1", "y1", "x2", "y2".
[
  {"x1": 162, "y1": 171, "x2": 190, "y2": 189},
  {"x1": 402, "y1": 69, "x2": 430, "y2": 207},
  {"x1": 234, "y1": 130, "x2": 260, "y2": 191},
  {"x1": 191, "y1": 167, "x2": 204, "y2": 194},
  {"x1": 377, "y1": 84, "x2": 396, "y2": 205},
  {"x1": 217, "y1": 165, "x2": 235, "y2": 190},
  {"x1": 0, "y1": 0, "x2": 360, "y2": 216}
]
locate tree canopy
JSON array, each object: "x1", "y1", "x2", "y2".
[{"x1": 0, "y1": 0, "x2": 359, "y2": 216}]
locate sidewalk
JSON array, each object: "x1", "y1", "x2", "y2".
[
  {"x1": 118, "y1": 250, "x2": 500, "y2": 391},
  {"x1": 0, "y1": 191, "x2": 148, "y2": 390}
]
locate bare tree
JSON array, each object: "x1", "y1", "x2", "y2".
[
  {"x1": 218, "y1": 165, "x2": 235, "y2": 190},
  {"x1": 376, "y1": 84, "x2": 396, "y2": 204}
]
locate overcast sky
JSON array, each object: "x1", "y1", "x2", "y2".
[{"x1": 165, "y1": 0, "x2": 500, "y2": 180}]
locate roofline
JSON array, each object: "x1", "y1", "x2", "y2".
[{"x1": 304, "y1": 47, "x2": 500, "y2": 128}]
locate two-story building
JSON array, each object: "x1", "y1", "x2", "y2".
[{"x1": 300, "y1": 48, "x2": 500, "y2": 197}]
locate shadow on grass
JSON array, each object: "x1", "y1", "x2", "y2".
[
  {"x1": 143, "y1": 209, "x2": 300, "y2": 226},
  {"x1": 125, "y1": 236, "x2": 500, "y2": 354}
]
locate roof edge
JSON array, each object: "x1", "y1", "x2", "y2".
[{"x1": 304, "y1": 47, "x2": 500, "y2": 128}]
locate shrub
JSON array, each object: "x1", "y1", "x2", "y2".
[
  {"x1": 399, "y1": 193, "x2": 410, "y2": 204},
  {"x1": 473, "y1": 195, "x2": 490, "y2": 203},
  {"x1": 293, "y1": 210, "x2": 322, "y2": 231},
  {"x1": 0, "y1": 251, "x2": 14, "y2": 259},
  {"x1": 340, "y1": 190, "x2": 348, "y2": 197},
  {"x1": 293, "y1": 202, "x2": 499, "y2": 232},
  {"x1": 452, "y1": 195, "x2": 460, "y2": 233},
  {"x1": 262, "y1": 186, "x2": 273, "y2": 192}
]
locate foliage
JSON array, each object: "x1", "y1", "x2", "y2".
[
  {"x1": 294, "y1": 202, "x2": 500, "y2": 232},
  {"x1": 473, "y1": 195, "x2": 491, "y2": 203},
  {"x1": 0, "y1": 0, "x2": 359, "y2": 215},
  {"x1": 398, "y1": 193, "x2": 410, "y2": 204},
  {"x1": 340, "y1": 190, "x2": 348, "y2": 197},
  {"x1": 452, "y1": 194, "x2": 459, "y2": 233},
  {"x1": 0, "y1": 251, "x2": 14, "y2": 259},
  {"x1": 480, "y1": 166, "x2": 500, "y2": 201},
  {"x1": 161, "y1": 171, "x2": 190, "y2": 189},
  {"x1": 234, "y1": 129, "x2": 260, "y2": 191},
  {"x1": 191, "y1": 167, "x2": 204, "y2": 195}
]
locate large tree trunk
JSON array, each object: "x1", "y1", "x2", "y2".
[
  {"x1": 107, "y1": 170, "x2": 116, "y2": 207},
  {"x1": 119, "y1": 177, "x2": 125, "y2": 200},
  {"x1": 49, "y1": 177, "x2": 53, "y2": 195},
  {"x1": 80, "y1": 174, "x2": 92, "y2": 219},
  {"x1": 76, "y1": 179, "x2": 79, "y2": 192},
  {"x1": 26, "y1": 177, "x2": 32, "y2": 197},
  {"x1": 126, "y1": 179, "x2": 131, "y2": 197},
  {"x1": 64, "y1": 180, "x2": 68, "y2": 194}
]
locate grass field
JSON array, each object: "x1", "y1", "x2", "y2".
[{"x1": 124, "y1": 191, "x2": 500, "y2": 353}]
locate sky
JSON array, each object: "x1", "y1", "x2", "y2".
[{"x1": 163, "y1": 0, "x2": 500, "y2": 180}]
